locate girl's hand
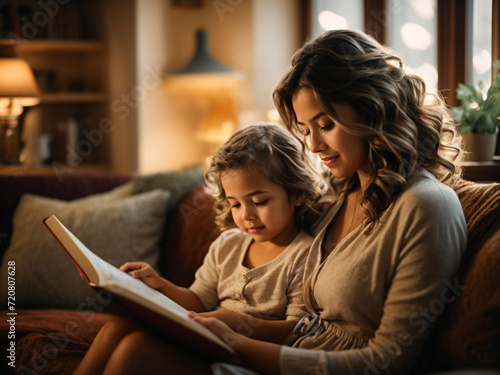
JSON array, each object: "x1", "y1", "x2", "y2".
[
  {"x1": 120, "y1": 262, "x2": 164, "y2": 290},
  {"x1": 188, "y1": 311, "x2": 246, "y2": 349}
]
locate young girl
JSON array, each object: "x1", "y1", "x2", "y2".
[{"x1": 74, "y1": 122, "x2": 324, "y2": 374}]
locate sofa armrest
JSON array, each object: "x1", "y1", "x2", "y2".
[
  {"x1": 435, "y1": 229, "x2": 500, "y2": 368},
  {"x1": 429, "y1": 180, "x2": 500, "y2": 369}
]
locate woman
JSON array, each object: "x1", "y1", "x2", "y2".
[
  {"x1": 92, "y1": 29, "x2": 467, "y2": 375},
  {"x1": 191, "y1": 29, "x2": 467, "y2": 374}
]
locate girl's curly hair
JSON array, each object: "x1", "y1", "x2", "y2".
[
  {"x1": 205, "y1": 123, "x2": 325, "y2": 232},
  {"x1": 273, "y1": 29, "x2": 463, "y2": 230}
]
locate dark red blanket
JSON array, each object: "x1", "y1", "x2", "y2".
[{"x1": 1, "y1": 309, "x2": 115, "y2": 374}]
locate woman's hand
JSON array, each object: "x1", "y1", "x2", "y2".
[
  {"x1": 120, "y1": 262, "x2": 164, "y2": 290},
  {"x1": 200, "y1": 310, "x2": 297, "y2": 344},
  {"x1": 188, "y1": 312, "x2": 283, "y2": 375},
  {"x1": 199, "y1": 309, "x2": 240, "y2": 329},
  {"x1": 188, "y1": 311, "x2": 246, "y2": 349}
]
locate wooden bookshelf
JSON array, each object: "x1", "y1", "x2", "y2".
[
  {"x1": 0, "y1": 0, "x2": 111, "y2": 171},
  {"x1": 40, "y1": 92, "x2": 108, "y2": 104},
  {"x1": 17, "y1": 40, "x2": 105, "y2": 53},
  {"x1": 0, "y1": 163, "x2": 111, "y2": 176}
]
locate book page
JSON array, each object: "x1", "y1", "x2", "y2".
[
  {"x1": 64, "y1": 229, "x2": 188, "y2": 318},
  {"x1": 101, "y1": 260, "x2": 188, "y2": 318},
  {"x1": 64, "y1": 230, "x2": 113, "y2": 282}
]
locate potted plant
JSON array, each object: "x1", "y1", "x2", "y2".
[{"x1": 452, "y1": 60, "x2": 500, "y2": 161}]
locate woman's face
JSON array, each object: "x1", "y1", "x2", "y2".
[{"x1": 292, "y1": 87, "x2": 370, "y2": 186}]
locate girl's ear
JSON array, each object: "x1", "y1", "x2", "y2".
[{"x1": 294, "y1": 193, "x2": 305, "y2": 206}]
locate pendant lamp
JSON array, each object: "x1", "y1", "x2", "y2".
[
  {"x1": 165, "y1": 29, "x2": 244, "y2": 92},
  {"x1": 165, "y1": 29, "x2": 243, "y2": 145}
]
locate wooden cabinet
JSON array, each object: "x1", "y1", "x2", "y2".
[
  {"x1": 0, "y1": 0, "x2": 113, "y2": 171},
  {"x1": 17, "y1": 39, "x2": 109, "y2": 169},
  {"x1": 462, "y1": 158, "x2": 500, "y2": 182}
]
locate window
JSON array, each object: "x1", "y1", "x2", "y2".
[
  {"x1": 310, "y1": 0, "x2": 364, "y2": 37},
  {"x1": 304, "y1": 0, "x2": 499, "y2": 106},
  {"x1": 471, "y1": 0, "x2": 493, "y2": 89},
  {"x1": 386, "y1": 0, "x2": 438, "y2": 93}
]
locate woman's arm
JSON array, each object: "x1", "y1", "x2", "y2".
[
  {"x1": 189, "y1": 312, "x2": 283, "y2": 375},
  {"x1": 201, "y1": 309, "x2": 297, "y2": 344}
]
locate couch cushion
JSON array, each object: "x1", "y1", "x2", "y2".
[
  {"x1": 160, "y1": 185, "x2": 221, "y2": 286},
  {"x1": 453, "y1": 180, "x2": 500, "y2": 267},
  {"x1": 0, "y1": 189, "x2": 169, "y2": 310},
  {"x1": 433, "y1": 180, "x2": 500, "y2": 368},
  {"x1": 132, "y1": 166, "x2": 205, "y2": 213}
]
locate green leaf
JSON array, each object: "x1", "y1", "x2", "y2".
[
  {"x1": 483, "y1": 92, "x2": 500, "y2": 113},
  {"x1": 452, "y1": 107, "x2": 464, "y2": 122},
  {"x1": 454, "y1": 60, "x2": 500, "y2": 133},
  {"x1": 456, "y1": 83, "x2": 475, "y2": 101},
  {"x1": 458, "y1": 122, "x2": 473, "y2": 133},
  {"x1": 474, "y1": 113, "x2": 498, "y2": 133},
  {"x1": 475, "y1": 113, "x2": 488, "y2": 132}
]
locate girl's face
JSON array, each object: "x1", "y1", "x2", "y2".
[
  {"x1": 292, "y1": 87, "x2": 370, "y2": 187},
  {"x1": 221, "y1": 167, "x2": 302, "y2": 246}
]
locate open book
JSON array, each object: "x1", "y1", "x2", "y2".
[{"x1": 43, "y1": 214, "x2": 235, "y2": 361}]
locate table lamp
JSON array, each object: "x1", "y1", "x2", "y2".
[{"x1": 0, "y1": 47, "x2": 40, "y2": 164}]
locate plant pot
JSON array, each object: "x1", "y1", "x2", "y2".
[{"x1": 461, "y1": 132, "x2": 498, "y2": 161}]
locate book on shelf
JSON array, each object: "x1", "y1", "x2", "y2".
[
  {"x1": 42, "y1": 214, "x2": 236, "y2": 361},
  {"x1": 0, "y1": 0, "x2": 85, "y2": 40}
]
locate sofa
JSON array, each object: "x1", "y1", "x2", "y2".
[{"x1": 0, "y1": 170, "x2": 498, "y2": 374}]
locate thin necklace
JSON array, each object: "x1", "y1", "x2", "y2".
[
  {"x1": 347, "y1": 203, "x2": 358, "y2": 233},
  {"x1": 347, "y1": 193, "x2": 363, "y2": 233}
]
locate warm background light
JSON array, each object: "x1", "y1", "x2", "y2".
[
  {"x1": 0, "y1": 54, "x2": 40, "y2": 164},
  {"x1": 0, "y1": 58, "x2": 40, "y2": 107},
  {"x1": 195, "y1": 93, "x2": 239, "y2": 144},
  {"x1": 163, "y1": 29, "x2": 244, "y2": 154}
]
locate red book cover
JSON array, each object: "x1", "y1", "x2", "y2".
[{"x1": 42, "y1": 215, "x2": 236, "y2": 361}]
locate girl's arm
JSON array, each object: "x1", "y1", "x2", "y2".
[
  {"x1": 201, "y1": 309, "x2": 297, "y2": 344},
  {"x1": 121, "y1": 262, "x2": 205, "y2": 312},
  {"x1": 189, "y1": 312, "x2": 282, "y2": 375}
]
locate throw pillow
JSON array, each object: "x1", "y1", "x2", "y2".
[
  {"x1": 132, "y1": 166, "x2": 204, "y2": 211},
  {"x1": 75, "y1": 180, "x2": 133, "y2": 203},
  {"x1": 0, "y1": 189, "x2": 170, "y2": 310}
]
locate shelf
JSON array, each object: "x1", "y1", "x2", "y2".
[
  {"x1": 0, "y1": 163, "x2": 111, "y2": 175},
  {"x1": 15, "y1": 40, "x2": 105, "y2": 54},
  {"x1": 462, "y1": 158, "x2": 500, "y2": 182},
  {"x1": 0, "y1": 0, "x2": 121, "y2": 173},
  {"x1": 40, "y1": 92, "x2": 108, "y2": 104}
]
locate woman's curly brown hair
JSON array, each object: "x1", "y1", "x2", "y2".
[{"x1": 273, "y1": 29, "x2": 463, "y2": 230}]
